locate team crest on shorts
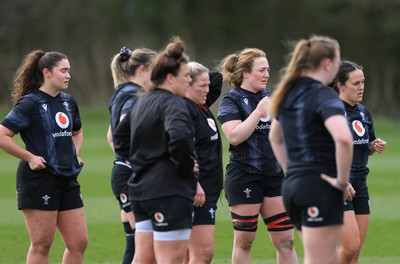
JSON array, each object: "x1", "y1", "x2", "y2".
[
  {"x1": 155, "y1": 212, "x2": 164, "y2": 223},
  {"x1": 120, "y1": 193, "x2": 128, "y2": 203}
]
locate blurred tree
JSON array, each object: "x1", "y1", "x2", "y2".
[{"x1": 0, "y1": 0, "x2": 399, "y2": 119}]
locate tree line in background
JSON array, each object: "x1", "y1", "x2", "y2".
[{"x1": 1, "y1": 0, "x2": 399, "y2": 119}]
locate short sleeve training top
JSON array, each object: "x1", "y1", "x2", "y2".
[
  {"x1": 217, "y1": 87, "x2": 282, "y2": 175},
  {"x1": 1, "y1": 90, "x2": 82, "y2": 177},
  {"x1": 343, "y1": 101, "x2": 375, "y2": 173},
  {"x1": 277, "y1": 77, "x2": 345, "y2": 175},
  {"x1": 108, "y1": 82, "x2": 142, "y2": 160}
]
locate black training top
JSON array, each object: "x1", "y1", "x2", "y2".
[
  {"x1": 217, "y1": 87, "x2": 283, "y2": 176},
  {"x1": 277, "y1": 77, "x2": 345, "y2": 175},
  {"x1": 108, "y1": 82, "x2": 142, "y2": 160},
  {"x1": 183, "y1": 72, "x2": 223, "y2": 194},
  {"x1": 123, "y1": 88, "x2": 197, "y2": 201},
  {"x1": 1, "y1": 90, "x2": 82, "y2": 177},
  {"x1": 343, "y1": 101, "x2": 376, "y2": 175}
]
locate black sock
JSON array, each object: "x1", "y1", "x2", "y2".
[{"x1": 122, "y1": 222, "x2": 135, "y2": 264}]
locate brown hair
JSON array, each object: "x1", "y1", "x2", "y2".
[
  {"x1": 150, "y1": 36, "x2": 190, "y2": 87},
  {"x1": 12, "y1": 50, "x2": 67, "y2": 105},
  {"x1": 331, "y1": 61, "x2": 363, "y2": 93}
]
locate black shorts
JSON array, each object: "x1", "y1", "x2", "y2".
[
  {"x1": 131, "y1": 195, "x2": 193, "y2": 232},
  {"x1": 111, "y1": 161, "x2": 133, "y2": 212},
  {"x1": 224, "y1": 164, "x2": 283, "y2": 206},
  {"x1": 16, "y1": 161, "x2": 83, "y2": 211},
  {"x1": 282, "y1": 173, "x2": 343, "y2": 230},
  {"x1": 192, "y1": 192, "x2": 221, "y2": 225},
  {"x1": 344, "y1": 178, "x2": 370, "y2": 214}
]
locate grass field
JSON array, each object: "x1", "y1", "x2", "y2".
[{"x1": 0, "y1": 108, "x2": 399, "y2": 263}]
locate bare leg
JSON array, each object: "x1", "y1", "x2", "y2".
[
  {"x1": 230, "y1": 203, "x2": 260, "y2": 264},
  {"x1": 352, "y1": 214, "x2": 369, "y2": 263},
  {"x1": 23, "y1": 209, "x2": 57, "y2": 264},
  {"x1": 133, "y1": 232, "x2": 155, "y2": 264},
  {"x1": 339, "y1": 211, "x2": 360, "y2": 264},
  {"x1": 187, "y1": 225, "x2": 215, "y2": 264},
  {"x1": 302, "y1": 225, "x2": 342, "y2": 264},
  {"x1": 261, "y1": 197, "x2": 298, "y2": 264},
  {"x1": 57, "y1": 208, "x2": 88, "y2": 264},
  {"x1": 154, "y1": 239, "x2": 189, "y2": 264}
]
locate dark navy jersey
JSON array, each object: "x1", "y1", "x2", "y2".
[
  {"x1": 1, "y1": 90, "x2": 82, "y2": 177},
  {"x1": 184, "y1": 98, "x2": 223, "y2": 194},
  {"x1": 108, "y1": 82, "x2": 142, "y2": 160},
  {"x1": 343, "y1": 101, "x2": 375, "y2": 174},
  {"x1": 124, "y1": 88, "x2": 197, "y2": 201},
  {"x1": 217, "y1": 87, "x2": 282, "y2": 175},
  {"x1": 276, "y1": 77, "x2": 345, "y2": 175}
]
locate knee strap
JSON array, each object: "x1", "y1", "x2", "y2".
[
  {"x1": 264, "y1": 212, "x2": 294, "y2": 231},
  {"x1": 231, "y1": 212, "x2": 259, "y2": 232},
  {"x1": 122, "y1": 222, "x2": 135, "y2": 264},
  {"x1": 123, "y1": 222, "x2": 135, "y2": 236}
]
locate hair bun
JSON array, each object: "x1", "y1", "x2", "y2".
[
  {"x1": 119, "y1": 46, "x2": 132, "y2": 62},
  {"x1": 165, "y1": 37, "x2": 185, "y2": 59}
]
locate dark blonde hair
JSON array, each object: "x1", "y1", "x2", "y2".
[
  {"x1": 269, "y1": 35, "x2": 340, "y2": 116},
  {"x1": 110, "y1": 47, "x2": 157, "y2": 88},
  {"x1": 150, "y1": 36, "x2": 190, "y2": 87},
  {"x1": 12, "y1": 50, "x2": 67, "y2": 105},
  {"x1": 218, "y1": 48, "x2": 266, "y2": 88},
  {"x1": 188, "y1": 62, "x2": 209, "y2": 84}
]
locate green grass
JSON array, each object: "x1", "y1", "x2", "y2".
[{"x1": 0, "y1": 109, "x2": 399, "y2": 263}]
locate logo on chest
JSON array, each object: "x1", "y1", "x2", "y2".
[
  {"x1": 207, "y1": 118, "x2": 217, "y2": 132},
  {"x1": 55, "y1": 112, "x2": 70, "y2": 129},
  {"x1": 260, "y1": 112, "x2": 271, "y2": 122},
  {"x1": 351, "y1": 120, "x2": 365, "y2": 137}
]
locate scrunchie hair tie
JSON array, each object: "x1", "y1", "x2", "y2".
[{"x1": 119, "y1": 46, "x2": 132, "y2": 62}]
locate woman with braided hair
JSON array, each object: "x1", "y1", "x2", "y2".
[{"x1": 107, "y1": 46, "x2": 156, "y2": 264}]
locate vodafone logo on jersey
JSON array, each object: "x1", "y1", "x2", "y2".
[
  {"x1": 207, "y1": 118, "x2": 217, "y2": 132},
  {"x1": 55, "y1": 112, "x2": 70, "y2": 129},
  {"x1": 260, "y1": 112, "x2": 271, "y2": 122},
  {"x1": 352, "y1": 120, "x2": 365, "y2": 137}
]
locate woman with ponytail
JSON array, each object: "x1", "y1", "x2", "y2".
[
  {"x1": 0, "y1": 50, "x2": 88, "y2": 263},
  {"x1": 269, "y1": 36, "x2": 354, "y2": 264},
  {"x1": 107, "y1": 46, "x2": 156, "y2": 264},
  {"x1": 217, "y1": 48, "x2": 298, "y2": 264}
]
